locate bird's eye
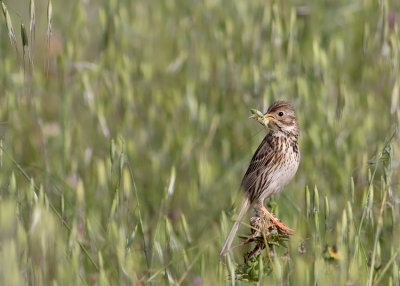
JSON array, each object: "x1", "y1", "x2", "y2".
[{"x1": 278, "y1": 112, "x2": 284, "y2": 117}]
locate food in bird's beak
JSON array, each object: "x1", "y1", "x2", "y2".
[{"x1": 250, "y1": 108, "x2": 270, "y2": 127}]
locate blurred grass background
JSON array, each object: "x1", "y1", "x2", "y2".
[{"x1": 0, "y1": 0, "x2": 399, "y2": 284}]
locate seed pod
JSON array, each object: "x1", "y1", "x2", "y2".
[
  {"x1": 47, "y1": 0, "x2": 52, "y2": 36},
  {"x1": 1, "y1": 1, "x2": 19, "y2": 56},
  {"x1": 350, "y1": 176, "x2": 354, "y2": 204},
  {"x1": 110, "y1": 139, "x2": 116, "y2": 165},
  {"x1": 314, "y1": 185, "x2": 319, "y2": 213},
  {"x1": 324, "y1": 195, "x2": 329, "y2": 228},
  {"x1": 305, "y1": 185, "x2": 310, "y2": 218},
  {"x1": 21, "y1": 23, "x2": 28, "y2": 48},
  {"x1": 29, "y1": 0, "x2": 35, "y2": 33}
]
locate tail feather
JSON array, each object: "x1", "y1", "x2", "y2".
[{"x1": 219, "y1": 198, "x2": 251, "y2": 261}]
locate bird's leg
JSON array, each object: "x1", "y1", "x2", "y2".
[{"x1": 258, "y1": 203, "x2": 295, "y2": 234}]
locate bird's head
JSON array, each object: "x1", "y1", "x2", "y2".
[{"x1": 251, "y1": 101, "x2": 299, "y2": 137}]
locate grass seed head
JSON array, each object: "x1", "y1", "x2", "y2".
[
  {"x1": 21, "y1": 23, "x2": 28, "y2": 48},
  {"x1": 1, "y1": 1, "x2": 18, "y2": 52}
]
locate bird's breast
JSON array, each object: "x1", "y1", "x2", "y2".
[{"x1": 265, "y1": 143, "x2": 300, "y2": 197}]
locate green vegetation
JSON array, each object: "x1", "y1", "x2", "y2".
[{"x1": 0, "y1": 0, "x2": 399, "y2": 284}]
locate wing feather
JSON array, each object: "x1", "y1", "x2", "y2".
[{"x1": 241, "y1": 134, "x2": 275, "y2": 198}]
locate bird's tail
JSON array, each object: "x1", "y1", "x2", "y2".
[{"x1": 219, "y1": 198, "x2": 251, "y2": 261}]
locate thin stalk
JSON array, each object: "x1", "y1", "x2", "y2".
[
  {"x1": 126, "y1": 158, "x2": 151, "y2": 270},
  {"x1": 354, "y1": 132, "x2": 395, "y2": 259},
  {"x1": 0, "y1": 144, "x2": 99, "y2": 271},
  {"x1": 373, "y1": 251, "x2": 399, "y2": 285},
  {"x1": 367, "y1": 190, "x2": 387, "y2": 286}
]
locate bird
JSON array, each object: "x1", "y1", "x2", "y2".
[{"x1": 220, "y1": 101, "x2": 300, "y2": 260}]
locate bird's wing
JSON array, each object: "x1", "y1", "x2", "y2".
[{"x1": 241, "y1": 135, "x2": 274, "y2": 193}]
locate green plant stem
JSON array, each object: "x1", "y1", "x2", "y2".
[
  {"x1": 367, "y1": 190, "x2": 387, "y2": 286},
  {"x1": 0, "y1": 144, "x2": 99, "y2": 271}
]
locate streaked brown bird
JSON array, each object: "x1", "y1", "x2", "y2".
[{"x1": 220, "y1": 101, "x2": 300, "y2": 260}]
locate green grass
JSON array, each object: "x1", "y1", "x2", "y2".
[{"x1": 0, "y1": 0, "x2": 399, "y2": 284}]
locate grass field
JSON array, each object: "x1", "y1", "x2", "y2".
[{"x1": 0, "y1": 0, "x2": 400, "y2": 284}]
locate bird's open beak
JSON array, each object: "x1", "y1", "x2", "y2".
[
  {"x1": 249, "y1": 109, "x2": 274, "y2": 127},
  {"x1": 265, "y1": 114, "x2": 274, "y2": 122}
]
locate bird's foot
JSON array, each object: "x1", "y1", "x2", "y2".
[
  {"x1": 258, "y1": 203, "x2": 295, "y2": 234},
  {"x1": 271, "y1": 218, "x2": 295, "y2": 234}
]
